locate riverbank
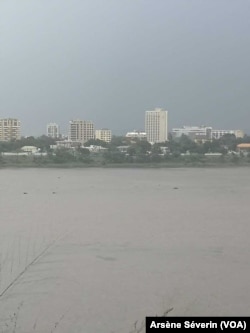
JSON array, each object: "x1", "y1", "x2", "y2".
[{"x1": 1, "y1": 154, "x2": 250, "y2": 168}]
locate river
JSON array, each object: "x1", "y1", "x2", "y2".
[{"x1": 0, "y1": 168, "x2": 249, "y2": 332}]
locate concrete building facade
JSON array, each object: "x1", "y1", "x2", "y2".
[
  {"x1": 172, "y1": 126, "x2": 212, "y2": 142},
  {"x1": 145, "y1": 108, "x2": 168, "y2": 144},
  {"x1": 47, "y1": 123, "x2": 60, "y2": 138},
  {"x1": 95, "y1": 129, "x2": 112, "y2": 142},
  {"x1": 69, "y1": 120, "x2": 94, "y2": 143},
  {"x1": 211, "y1": 129, "x2": 244, "y2": 140},
  {"x1": 172, "y1": 126, "x2": 244, "y2": 142},
  {"x1": 0, "y1": 118, "x2": 21, "y2": 141}
]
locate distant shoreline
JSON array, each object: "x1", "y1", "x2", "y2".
[
  {"x1": 1, "y1": 152, "x2": 250, "y2": 169},
  {"x1": 1, "y1": 161, "x2": 250, "y2": 169}
]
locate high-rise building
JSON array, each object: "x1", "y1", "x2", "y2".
[
  {"x1": 95, "y1": 129, "x2": 112, "y2": 142},
  {"x1": 69, "y1": 120, "x2": 94, "y2": 143},
  {"x1": 47, "y1": 123, "x2": 60, "y2": 138},
  {"x1": 0, "y1": 118, "x2": 21, "y2": 141},
  {"x1": 145, "y1": 108, "x2": 168, "y2": 143}
]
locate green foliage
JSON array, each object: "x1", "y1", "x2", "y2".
[
  {"x1": 103, "y1": 151, "x2": 126, "y2": 163},
  {"x1": 0, "y1": 153, "x2": 4, "y2": 166},
  {"x1": 77, "y1": 147, "x2": 90, "y2": 156},
  {"x1": 178, "y1": 134, "x2": 198, "y2": 153},
  {"x1": 109, "y1": 135, "x2": 131, "y2": 148},
  {"x1": 218, "y1": 134, "x2": 237, "y2": 151},
  {"x1": 2, "y1": 133, "x2": 250, "y2": 167},
  {"x1": 128, "y1": 140, "x2": 151, "y2": 156},
  {"x1": 76, "y1": 148, "x2": 92, "y2": 163},
  {"x1": 0, "y1": 136, "x2": 56, "y2": 153},
  {"x1": 151, "y1": 143, "x2": 162, "y2": 154},
  {"x1": 53, "y1": 148, "x2": 75, "y2": 163},
  {"x1": 150, "y1": 153, "x2": 162, "y2": 162}
]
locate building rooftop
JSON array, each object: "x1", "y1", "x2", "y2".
[{"x1": 237, "y1": 143, "x2": 250, "y2": 148}]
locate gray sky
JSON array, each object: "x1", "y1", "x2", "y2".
[{"x1": 1, "y1": 0, "x2": 250, "y2": 136}]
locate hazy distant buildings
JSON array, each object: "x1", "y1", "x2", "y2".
[
  {"x1": 172, "y1": 126, "x2": 212, "y2": 142},
  {"x1": 0, "y1": 118, "x2": 21, "y2": 141},
  {"x1": 69, "y1": 120, "x2": 94, "y2": 143},
  {"x1": 211, "y1": 129, "x2": 244, "y2": 139},
  {"x1": 47, "y1": 123, "x2": 60, "y2": 138},
  {"x1": 172, "y1": 126, "x2": 244, "y2": 142},
  {"x1": 95, "y1": 129, "x2": 112, "y2": 142},
  {"x1": 145, "y1": 108, "x2": 168, "y2": 144},
  {"x1": 125, "y1": 130, "x2": 147, "y2": 140}
]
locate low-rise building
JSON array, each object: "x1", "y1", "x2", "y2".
[
  {"x1": 53, "y1": 140, "x2": 81, "y2": 149},
  {"x1": 172, "y1": 126, "x2": 212, "y2": 142},
  {"x1": 125, "y1": 131, "x2": 147, "y2": 140},
  {"x1": 172, "y1": 126, "x2": 244, "y2": 142},
  {"x1": 85, "y1": 145, "x2": 108, "y2": 152},
  {"x1": 204, "y1": 152, "x2": 223, "y2": 157},
  {"x1": 211, "y1": 129, "x2": 244, "y2": 139},
  {"x1": 117, "y1": 146, "x2": 130, "y2": 153},
  {"x1": 95, "y1": 129, "x2": 112, "y2": 142},
  {"x1": 237, "y1": 143, "x2": 250, "y2": 153},
  {"x1": 21, "y1": 146, "x2": 39, "y2": 154}
]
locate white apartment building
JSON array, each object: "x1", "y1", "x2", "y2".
[
  {"x1": 0, "y1": 118, "x2": 21, "y2": 141},
  {"x1": 69, "y1": 120, "x2": 94, "y2": 143},
  {"x1": 95, "y1": 129, "x2": 112, "y2": 142},
  {"x1": 145, "y1": 108, "x2": 168, "y2": 144},
  {"x1": 47, "y1": 123, "x2": 60, "y2": 138}
]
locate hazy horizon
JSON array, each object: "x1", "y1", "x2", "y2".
[{"x1": 1, "y1": 0, "x2": 250, "y2": 136}]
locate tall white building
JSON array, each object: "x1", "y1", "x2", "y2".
[
  {"x1": 95, "y1": 129, "x2": 112, "y2": 142},
  {"x1": 69, "y1": 120, "x2": 94, "y2": 143},
  {"x1": 145, "y1": 108, "x2": 168, "y2": 144},
  {"x1": 47, "y1": 123, "x2": 60, "y2": 138},
  {"x1": 0, "y1": 118, "x2": 21, "y2": 141}
]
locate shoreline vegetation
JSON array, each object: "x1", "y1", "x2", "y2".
[
  {"x1": 1, "y1": 134, "x2": 250, "y2": 169},
  {"x1": 1, "y1": 154, "x2": 250, "y2": 169}
]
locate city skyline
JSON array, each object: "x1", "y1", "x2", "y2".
[
  {"x1": 0, "y1": 114, "x2": 247, "y2": 142},
  {"x1": 1, "y1": 0, "x2": 250, "y2": 136}
]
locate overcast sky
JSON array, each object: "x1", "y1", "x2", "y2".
[{"x1": 1, "y1": 0, "x2": 250, "y2": 136}]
